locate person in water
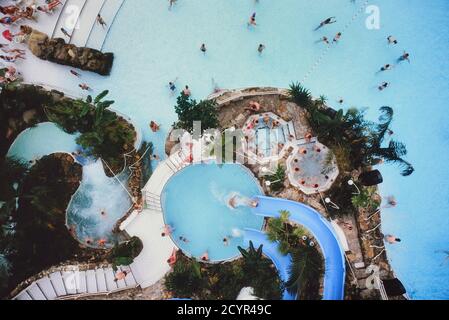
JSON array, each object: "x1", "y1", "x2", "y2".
[
  {"x1": 200, "y1": 251, "x2": 209, "y2": 261},
  {"x1": 223, "y1": 237, "x2": 230, "y2": 246},
  {"x1": 378, "y1": 82, "x2": 389, "y2": 91},
  {"x1": 150, "y1": 121, "x2": 160, "y2": 132},
  {"x1": 387, "y1": 35, "x2": 398, "y2": 45},
  {"x1": 228, "y1": 195, "x2": 237, "y2": 208},
  {"x1": 333, "y1": 32, "x2": 342, "y2": 43},
  {"x1": 200, "y1": 43, "x2": 207, "y2": 54},
  {"x1": 398, "y1": 51, "x2": 410, "y2": 63},
  {"x1": 380, "y1": 64, "x2": 392, "y2": 72},
  {"x1": 248, "y1": 12, "x2": 257, "y2": 26},
  {"x1": 315, "y1": 16, "x2": 337, "y2": 30},
  {"x1": 183, "y1": 85, "x2": 191, "y2": 97},
  {"x1": 258, "y1": 43, "x2": 266, "y2": 54},
  {"x1": 384, "y1": 234, "x2": 401, "y2": 244}
]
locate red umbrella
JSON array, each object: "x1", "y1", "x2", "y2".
[{"x1": 2, "y1": 30, "x2": 13, "y2": 42}]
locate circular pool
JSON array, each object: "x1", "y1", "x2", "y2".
[{"x1": 161, "y1": 163, "x2": 264, "y2": 262}]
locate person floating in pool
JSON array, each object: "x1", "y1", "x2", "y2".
[
  {"x1": 179, "y1": 236, "x2": 190, "y2": 243},
  {"x1": 183, "y1": 85, "x2": 191, "y2": 97},
  {"x1": 315, "y1": 16, "x2": 337, "y2": 30},
  {"x1": 387, "y1": 35, "x2": 398, "y2": 45},
  {"x1": 150, "y1": 121, "x2": 160, "y2": 132},
  {"x1": 200, "y1": 251, "x2": 209, "y2": 262},
  {"x1": 162, "y1": 224, "x2": 175, "y2": 237},
  {"x1": 248, "y1": 12, "x2": 257, "y2": 27},
  {"x1": 258, "y1": 44, "x2": 266, "y2": 55},
  {"x1": 333, "y1": 32, "x2": 342, "y2": 43},
  {"x1": 378, "y1": 82, "x2": 389, "y2": 91},
  {"x1": 380, "y1": 64, "x2": 393, "y2": 72},
  {"x1": 384, "y1": 234, "x2": 401, "y2": 244},
  {"x1": 223, "y1": 237, "x2": 231, "y2": 246},
  {"x1": 100, "y1": 210, "x2": 107, "y2": 217},
  {"x1": 398, "y1": 51, "x2": 410, "y2": 63},
  {"x1": 168, "y1": 0, "x2": 177, "y2": 10},
  {"x1": 200, "y1": 43, "x2": 207, "y2": 54},
  {"x1": 228, "y1": 195, "x2": 237, "y2": 209}
]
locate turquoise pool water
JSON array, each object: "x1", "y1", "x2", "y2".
[
  {"x1": 91, "y1": 0, "x2": 449, "y2": 299},
  {"x1": 161, "y1": 163, "x2": 264, "y2": 262},
  {"x1": 66, "y1": 160, "x2": 132, "y2": 248},
  {"x1": 7, "y1": 122, "x2": 78, "y2": 165}
]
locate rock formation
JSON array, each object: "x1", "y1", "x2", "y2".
[{"x1": 22, "y1": 26, "x2": 113, "y2": 76}]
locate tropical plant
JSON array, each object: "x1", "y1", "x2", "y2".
[
  {"x1": 238, "y1": 241, "x2": 263, "y2": 269},
  {"x1": 174, "y1": 92, "x2": 219, "y2": 133},
  {"x1": 108, "y1": 236, "x2": 143, "y2": 271},
  {"x1": 286, "y1": 245, "x2": 324, "y2": 300},
  {"x1": 267, "y1": 210, "x2": 306, "y2": 255},
  {"x1": 165, "y1": 255, "x2": 204, "y2": 298},
  {"x1": 266, "y1": 165, "x2": 286, "y2": 192},
  {"x1": 364, "y1": 107, "x2": 414, "y2": 176},
  {"x1": 288, "y1": 82, "x2": 314, "y2": 111},
  {"x1": 351, "y1": 186, "x2": 381, "y2": 211}
]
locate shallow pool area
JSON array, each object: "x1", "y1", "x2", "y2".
[
  {"x1": 66, "y1": 160, "x2": 132, "y2": 248},
  {"x1": 7, "y1": 122, "x2": 79, "y2": 165},
  {"x1": 161, "y1": 163, "x2": 264, "y2": 262}
]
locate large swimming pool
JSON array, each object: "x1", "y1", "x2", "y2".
[
  {"x1": 161, "y1": 163, "x2": 264, "y2": 262},
  {"x1": 17, "y1": 0, "x2": 449, "y2": 299}
]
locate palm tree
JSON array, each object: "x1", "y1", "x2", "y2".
[
  {"x1": 286, "y1": 245, "x2": 323, "y2": 300},
  {"x1": 288, "y1": 82, "x2": 313, "y2": 111},
  {"x1": 238, "y1": 241, "x2": 263, "y2": 268},
  {"x1": 266, "y1": 165, "x2": 286, "y2": 192},
  {"x1": 365, "y1": 107, "x2": 414, "y2": 176}
]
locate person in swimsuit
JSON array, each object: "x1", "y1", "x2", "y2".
[{"x1": 315, "y1": 16, "x2": 337, "y2": 30}]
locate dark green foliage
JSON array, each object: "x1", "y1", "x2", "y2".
[
  {"x1": 108, "y1": 236, "x2": 143, "y2": 271},
  {"x1": 174, "y1": 92, "x2": 219, "y2": 133},
  {"x1": 266, "y1": 211, "x2": 306, "y2": 255},
  {"x1": 266, "y1": 165, "x2": 286, "y2": 192},
  {"x1": 165, "y1": 254, "x2": 205, "y2": 298},
  {"x1": 286, "y1": 244, "x2": 324, "y2": 300},
  {"x1": 46, "y1": 90, "x2": 135, "y2": 172},
  {"x1": 165, "y1": 250, "x2": 282, "y2": 300},
  {"x1": 288, "y1": 82, "x2": 313, "y2": 111},
  {"x1": 5, "y1": 155, "x2": 86, "y2": 295},
  {"x1": 138, "y1": 141, "x2": 154, "y2": 188}
]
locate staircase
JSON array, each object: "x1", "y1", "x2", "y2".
[
  {"x1": 13, "y1": 265, "x2": 137, "y2": 300},
  {"x1": 48, "y1": 0, "x2": 125, "y2": 51},
  {"x1": 145, "y1": 192, "x2": 162, "y2": 212}
]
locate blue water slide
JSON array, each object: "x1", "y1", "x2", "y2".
[
  {"x1": 243, "y1": 228, "x2": 295, "y2": 300},
  {"x1": 246, "y1": 195, "x2": 346, "y2": 300}
]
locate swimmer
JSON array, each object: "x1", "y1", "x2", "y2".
[
  {"x1": 150, "y1": 120, "x2": 160, "y2": 132},
  {"x1": 223, "y1": 237, "x2": 230, "y2": 246},
  {"x1": 338, "y1": 98, "x2": 344, "y2": 104},
  {"x1": 200, "y1": 43, "x2": 207, "y2": 54},
  {"x1": 179, "y1": 236, "x2": 190, "y2": 243},
  {"x1": 398, "y1": 51, "x2": 410, "y2": 63},
  {"x1": 168, "y1": 0, "x2": 177, "y2": 10},
  {"x1": 79, "y1": 83, "x2": 91, "y2": 91},
  {"x1": 70, "y1": 69, "x2": 81, "y2": 77},
  {"x1": 248, "y1": 12, "x2": 257, "y2": 26},
  {"x1": 100, "y1": 210, "x2": 106, "y2": 217},
  {"x1": 258, "y1": 44, "x2": 266, "y2": 54},
  {"x1": 318, "y1": 36, "x2": 329, "y2": 45},
  {"x1": 384, "y1": 196, "x2": 397, "y2": 208},
  {"x1": 333, "y1": 32, "x2": 342, "y2": 43},
  {"x1": 96, "y1": 14, "x2": 107, "y2": 28},
  {"x1": 380, "y1": 64, "x2": 392, "y2": 72},
  {"x1": 183, "y1": 85, "x2": 191, "y2": 97},
  {"x1": 387, "y1": 35, "x2": 398, "y2": 45},
  {"x1": 200, "y1": 251, "x2": 209, "y2": 262},
  {"x1": 384, "y1": 234, "x2": 401, "y2": 244},
  {"x1": 315, "y1": 16, "x2": 337, "y2": 30},
  {"x1": 248, "y1": 199, "x2": 259, "y2": 208},
  {"x1": 228, "y1": 195, "x2": 237, "y2": 208},
  {"x1": 378, "y1": 82, "x2": 389, "y2": 91}
]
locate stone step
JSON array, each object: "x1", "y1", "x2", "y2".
[
  {"x1": 86, "y1": 269, "x2": 98, "y2": 294},
  {"x1": 15, "y1": 290, "x2": 33, "y2": 300},
  {"x1": 52, "y1": 0, "x2": 87, "y2": 40},
  {"x1": 75, "y1": 270, "x2": 87, "y2": 294},
  {"x1": 62, "y1": 271, "x2": 78, "y2": 295},
  {"x1": 104, "y1": 267, "x2": 119, "y2": 292},
  {"x1": 70, "y1": 0, "x2": 107, "y2": 47},
  {"x1": 36, "y1": 277, "x2": 58, "y2": 300},
  {"x1": 49, "y1": 272, "x2": 67, "y2": 297},
  {"x1": 85, "y1": 0, "x2": 125, "y2": 51},
  {"x1": 95, "y1": 268, "x2": 108, "y2": 293},
  {"x1": 27, "y1": 283, "x2": 47, "y2": 300}
]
